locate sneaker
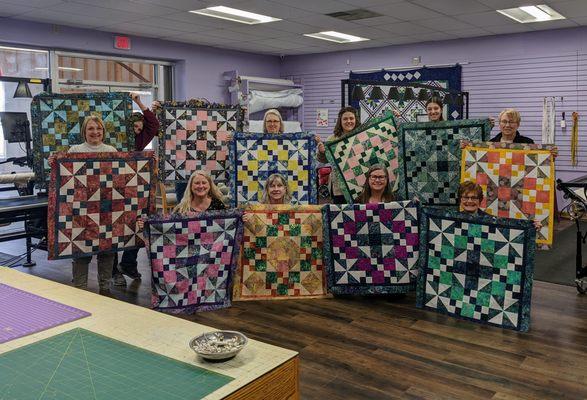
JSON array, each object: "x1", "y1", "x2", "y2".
[
  {"x1": 120, "y1": 266, "x2": 141, "y2": 280},
  {"x1": 112, "y1": 272, "x2": 126, "y2": 286}
]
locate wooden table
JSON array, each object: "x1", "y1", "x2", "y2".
[{"x1": 0, "y1": 267, "x2": 299, "y2": 399}]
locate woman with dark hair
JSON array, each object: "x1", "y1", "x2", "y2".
[
  {"x1": 425, "y1": 96, "x2": 444, "y2": 122},
  {"x1": 355, "y1": 164, "x2": 394, "y2": 204},
  {"x1": 316, "y1": 106, "x2": 359, "y2": 204}
]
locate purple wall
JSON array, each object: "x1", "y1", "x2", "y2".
[
  {"x1": 0, "y1": 17, "x2": 281, "y2": 102},
  {"x1": 282, "y1": 26, "x2": 587, "y2": 191}
]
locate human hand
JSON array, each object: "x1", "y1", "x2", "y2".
[
  {"x1": 533, "y1": 220, "x2": 542, "y2": 231},
  {"x1": 488, "y1": 116, "x2": 495, "y2": 127},
  {"x1": 151, "y1": 101, "x2": 162, "y2": 112},
  {"x1": 136, "y1": 218, "x2": 145, "y2": 230},
  {"x1": 550, "y1": 146, "x2": 559, "y2": 158},
  {"x1": 393, "y1": 110, "x2": 401, "y2": 117},
  {"x1": 460, "y1": 140, "x2": 472, "y2": 149},
  {"x1": 242, "y1": 213, "x2": 252, "y2": 223}
]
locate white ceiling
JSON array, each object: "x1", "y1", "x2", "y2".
[{"x1": 1, "y1": 0, "x2": 586, "y2": 55}]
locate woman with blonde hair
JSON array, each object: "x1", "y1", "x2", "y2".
[
  {"x1": 173, "y1": 170, "x2": 226, "y2": 213},
  {"x1": 263, "y1": 109, "x2": 285, "y2": 134},
  {"x1": 67, "y1": 115, "x2": 117, "y2": 293},
  {"x1": 261, "y1": 173, "x2": 292, "y2": 204}
]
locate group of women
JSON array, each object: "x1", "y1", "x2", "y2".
[{"x1": 66, "y1": 94, "x2": 549, "y2": 292}]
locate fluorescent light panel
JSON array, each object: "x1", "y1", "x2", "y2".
[
  {"x1": 497, "y1": 5, "x2": 565, "y2": 23},
  {"x1": 303, "y1": 31, "x2": 369, "y2": 43},
  {"x1": 189, "y1": 6, "x2": 281, "y2": 24}
]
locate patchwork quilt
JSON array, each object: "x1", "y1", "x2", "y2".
[
  {"x1": 349, "y1": 65, "x2": 462, "y2": 123},
  {"x1": 233, "y1": 205, "x2": 326, "y2": 300},
  {"x1": 31, "y1": 92, "x2": 134, "y2": 187},
  {"x1": 158, "y1": 103, "x2": 243, "y2": 185},
  {"x1": 228, "y1": 132, "x2": 317, "y2": 206},
  {"x1": 47, "y1": 151, "x2": 156, "y2": 260},
  {"x1": 324, "y1": 113, "x2": 398, "y2": 204},
  {"x1": 461, "y1": 142, "x2": 555, "y2": 244},
  {"x1": 146, "y1": 210, "x2": 243, "y2": 313},
  {"x1": 322, "y1": 201, "x2": 420, "y2": 295},
  {"x1": 398, "y1": 119, "x2": 491, "y2": 204},
  {"x1": 416, "y1": 207, "x2": 535, "y2": 332}
]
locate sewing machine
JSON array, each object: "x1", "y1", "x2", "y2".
[{"x1": 556, "y1": 175, "x2": 587, "y2": 294}]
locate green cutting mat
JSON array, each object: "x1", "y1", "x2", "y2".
[{"x1": 0, "y1": 328, "x2": 233, "y2": 399}]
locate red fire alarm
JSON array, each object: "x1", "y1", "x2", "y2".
[{"x1": 114, "y1": 35, "x2": 131, "y2": 50}]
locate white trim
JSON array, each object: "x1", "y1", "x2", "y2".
[{"x1": 54, "y1": 51, "x2": 173, "y2": 66}]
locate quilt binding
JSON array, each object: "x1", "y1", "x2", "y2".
[
  {"x1": 145, "y1": 209, "x2": 244, "y2": 313},
  {"x1": 397, "y1": 118, "x2": 491, "y2": 204},
  {"x1": 227, "y1": 131, "x2": 318, "y2": 207},
  {"x1": 460, "y1": 142, "x2": 555, "y2": 245},
  {"x1": 323, "y1": 112, "x2": 398, "y2": 204},
  {"x1": 232, "y1": 204, "x2": 328, "y2": 301},
  {"x1": 322, "y1": 201, "x2": 419, "y2": 295},
  {"x1": 415, "y1": 206, "x2": 536, "y2": 332},
  {"x1": 47, "y1": 150, "x2": 157, "y2": 260}
]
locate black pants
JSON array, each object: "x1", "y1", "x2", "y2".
[{"x1": 112, "y1": 248, "x2": 140, "y2": 275}]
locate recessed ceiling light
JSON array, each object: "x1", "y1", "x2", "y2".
[
  {"x1": 189, "y1": 6, "x2": 281, "y2": 25},
  {"x1": 497, "y1": 5, "x2": 565, "y2": 23},
  {"x1": 303, "y1": 31, "x2": 369, "y2": 43}
]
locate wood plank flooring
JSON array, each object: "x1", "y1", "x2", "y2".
[{"x1": 5, "y1": 238, "x2": 587, "y2": 400}]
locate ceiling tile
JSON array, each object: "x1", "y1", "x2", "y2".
[
  {"x1": 410, "y1": 0, "x2": 491, "y2": 15},
  {"x1": 527, "y1": 19, "x2": 579, "y2": 30},
  {"x1": 454, "y1": 11, "x2": 519, "y2": 27},
  {"x1": 130, "y1": 16, "x2": 218, "y2": 32},
  {"x1": 269, "y1": 20, "x2": 321, "y2": 34},
  {"x1": 0, "y1": 3, "x2": 31, "y2": 16},
  {"x1": 352, "y1": 15, "x2": 404, "y2": 26},
  {"x1": 68, "y1": 0, "x2": 178, "y2": 17},
  {"x1": 551, "y1": 0, "x2": 587, "y2": 18},
  {"x1": 444, "y1": 27, "x2": 493, "y2": 38},
  {"x1": 484, "y1": 24, "x2": 535, "y2": 34},
  {"x1": 406, "y1": 32, "x2": 459, "y2": 42},
  {"x1": 231, "y1": 0, "x2": 314, "y2": 19},
  {"x1": 375, "y1": 21, "x2": 438, "y2": 35},
  {"x1": 14, "y1": 10, "x2": 106, "y2": 28},
  {"x1": 367, "y1": 2, "x2": 445, "y2": 21},
  {"x1": 417, "y1": 16, "x2": 476, "y2": 31},
  {"x1": 0, "y1": 0, "x2": 65, "y2": 7},
  {"x1": 287, "y1": 14, "x2": 360, "y2": 30},
  {"x1": 269, "y1": 0, "x2": 351, "y2": 14},
  {"x1": 96, "y1": 23, "x2": 186, "y2": 39}
]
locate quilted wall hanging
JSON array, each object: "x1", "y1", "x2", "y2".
[
  {"x1": 158, "y1": 102, "x2": 243, "y2": 185},
  {"x1": 228, "y1": 132, "x2": 317, "y2": 206},
  {"x1": 324, "y1": 113, "x2": 398, "y2": 204},
  {"x1": 233, "y1": 204, "x2": 327, "y2": 301},
  {"x1": 146, "y1": 210, "x2": 243, "y2": 313},
  {"x1": 349, "y1": 65, "x2": 462, "y2": 124},
  {"x1": 416, "y1": 207, "x2": 536, "y2": 332},
  {"x1": 31, "y1": 92, "x2": 134, "y2": 187},
  {"x1": 322, "y1": 201, "x2": 420, "y2": 295},
  {"x1": 461, "y1": 142, "x2": 555, "y2": 245},
  {"x1": 397, "y1": 119, "x2": 491, "y2": 205},
  {"x1": 47, "y1": 151, "x2": 156, "y2": 260}
]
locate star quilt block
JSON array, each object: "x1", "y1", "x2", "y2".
[
  {"x1": 233, "y1": 205, "x2": 326, "y2": 300},
  {"x1": 461, "y1": 142, "x2": 555, "y2": 244},
  {"x1": 324, "y1": 113, "x2": 398, "y2": 204},
  {"x1": 416, "y1": 207, "x2": 536, "y2": 332},
  {"x1": 228, "y1": 132, "x2": 317, "y2": 206},
  {"x1": 146, "y1": 210, "x2": 243, "y2": 313},
  {"x1": 158, "y1": 103, "x2": 243, "y2": 185},
  {"x1": 31, "y1": 92, "x2": 134, "y2": 187},
  {"x1": 397, "y1": 119, "x2": 491, "y2": 204},
  {"x1": 47, "y1": 151, "x2": 156, "y2": 260},
  {"x1": 322, "y1": 201, "x2": 420, "y2": 295}
]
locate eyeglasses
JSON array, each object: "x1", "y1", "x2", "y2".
[
  {"x1": 499, "y1": 120, "x2": 518, "y2": 126},
  {"x1": 369, "y1": 175, "x2": 387, "y2": 181},
  {"x1": 461, "y1": 196, "x2": 480, "y2": 201}
]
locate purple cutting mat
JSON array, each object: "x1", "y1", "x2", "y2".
[{"x1": 0, "y1": 283, "x2": 90, "y2": 344}]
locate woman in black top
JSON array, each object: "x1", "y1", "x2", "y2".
[
  {"x1": 490, "y1": 108, "x2": 534, "y2": 143},
  {"x1": 174, "y1": 171, "x2": 226, "y2": 213}
]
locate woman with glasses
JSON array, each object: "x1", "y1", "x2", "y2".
[
  {"x1": 355, "y1": 164, "x2": 394, "y2": 204},
  {"x1": 458, "y1": 181, "x2": 542, "y2": 230},
  {"x1": 263, "y1": 109, "x2": 285, "y2": 134},
  {"x1": 490, "y1": 109, "x2": 534, "y2": 143},
  {"x1": 316, "y1": 106, "x2": 359, "y2": 204}
]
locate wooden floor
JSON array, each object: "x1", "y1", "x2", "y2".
[{"x1": 5, "y1": 238, "x2": 587, "y2": 400}]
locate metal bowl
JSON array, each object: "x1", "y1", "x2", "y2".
[{"x1": 189, "y1": 331, "x2": 248, "y2": 361}]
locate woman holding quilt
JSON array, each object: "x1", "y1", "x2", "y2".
[
  {"x1": 316, "y1": 106, "x2": 359, "y2": 204},
  {"x1": 67, "y1": 116, "x2": 117, "y2": 293},
  {"x1": 355, "y1": 164, "x2": 395, "y2": 204}
]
